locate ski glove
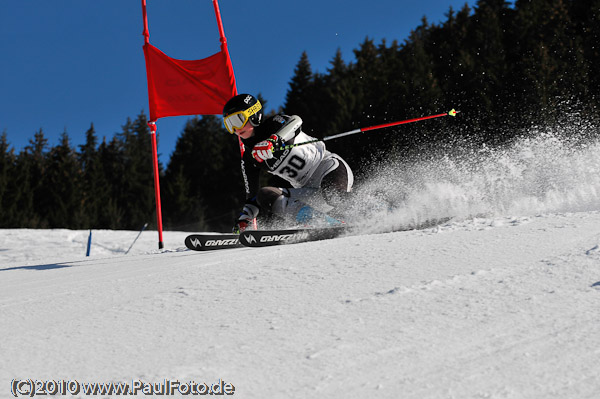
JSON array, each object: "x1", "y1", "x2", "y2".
[
  {"x1": 233, "y1": 200, "x2": 259, "y2": 234},
  {"x1": 251, "y1": 134, "x2": 282, "y2": 163}
]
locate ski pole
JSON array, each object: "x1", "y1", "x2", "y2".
[
  {"x1": 86, "y1": 230, "x2": 92, "y2": 257},
  {"x1": 125, "y1": 223, "x2": 148, "y2": 255},
  {"x1": 274, "y1": 109, "x2": 457, "y2": 152}
]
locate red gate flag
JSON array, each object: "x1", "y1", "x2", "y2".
[
  {"x1": 142, "y1": 0, "x2": 237, "y2": 121},
  {"x1": 143, "y1": 44, "x2": 236, "y2": 120}
]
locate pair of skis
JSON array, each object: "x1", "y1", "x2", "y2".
[
  {"x1": 184, "y1": 225, "x2": 348, "y2": 251},
  {"x1": 184, "y1": 217, "x2": 451, "y2": 251}
]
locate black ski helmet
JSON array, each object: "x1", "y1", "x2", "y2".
[{"x1": 222, "y1": 94, "x2": 263, "y2": 129}]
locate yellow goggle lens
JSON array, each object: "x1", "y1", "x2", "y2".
[{"x1": 223, "y1": 100, "x2": 262, "y2": 134}]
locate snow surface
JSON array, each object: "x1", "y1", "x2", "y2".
[{"x1": 2, "y1": 124, "x2": 600, "y2": 398}]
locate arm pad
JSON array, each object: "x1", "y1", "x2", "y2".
[{"x1": 276, "y1": 115, "x2": 303, "y2": 141}]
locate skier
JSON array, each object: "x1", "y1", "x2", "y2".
[{"x1": 222, "y1": 93, "x2": 354, "y2": 233}]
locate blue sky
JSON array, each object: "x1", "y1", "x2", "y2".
[{"x1": 1, "y1": 0, "x2": 479, "y2": 163}]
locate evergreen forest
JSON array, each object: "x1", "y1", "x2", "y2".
[{"x1": 1, "y1": 0, "x2": 599, "y2": 232}]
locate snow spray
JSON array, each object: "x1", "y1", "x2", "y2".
[{"x1": 351, "y1": 114, "x2": 600, "y2": 231}]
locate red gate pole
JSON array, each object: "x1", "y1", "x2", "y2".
[
  {"x1": 148, "y1": 121, "x2": 164, "y2": 249},
  {"x1": 212, "y1": 0, "x2": 228, "y2": 51},
  {"x1": 142, "y1": 0, "x2": 164, "y2": 249}
]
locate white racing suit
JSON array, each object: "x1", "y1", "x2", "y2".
[{"x1": 238, "y1": 114, "x2": 353, "y2": 224}]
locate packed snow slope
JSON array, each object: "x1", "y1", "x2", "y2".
[{"x1": 1, "y1": 122, "x2": 600, "y2": 398}]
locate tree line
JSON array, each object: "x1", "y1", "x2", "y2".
[
  {"x1": 0, "y1": 114, "x2": 244, "y2": 232},
  {"x1": 1, "y1": 0, "x2": 599, "y2": 232},
  {"x1": 284, "y1": 0, "x2": 600, "y2": 166}
]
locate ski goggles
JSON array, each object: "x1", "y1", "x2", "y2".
[{"x1": 223, "y1": 100, "x2": 262, "y2": 134}]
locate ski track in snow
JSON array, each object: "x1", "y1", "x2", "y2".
[{"x1": 1, "y1": 126, "x2": 600, "y2": 398}]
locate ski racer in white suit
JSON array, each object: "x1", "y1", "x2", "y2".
[{"x1": 222, "y1": 93, "x2": 354, "y2": 233}]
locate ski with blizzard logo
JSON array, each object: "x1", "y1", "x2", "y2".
[
  {"x1": 237, "y1": 217, "x2": 454, "y2": 248},
  {"x1": 238, "y1": 226, "x2": 348, "y2": 248},
  {"x1": 184, "y1": 234, "x2": 243, "y2": 251}
]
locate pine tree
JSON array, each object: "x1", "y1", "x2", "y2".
[
  {"x1": 434, "y1": 4, "x2": 473, "y2": 109},
  {"x1": 114, "y1": 112, "x2": 156, "y2": 230},
  {"x1": 469, "y1": 0, "x2": 511, "y2": 112},
  {"x1": 351, "y1": 37, "x2": 382, "y2": 126},
  {"x1": 323, "y1": 49, "x2": 355, "y2": 136},
  {"x1": 0, "y1": 132, "x2": 17, "y2": 227},
  {"x1": 17, "y1": 129, "x2": 49, "y2": 227},
  {"x1": 513, "y1": 0, "x2": 585, "y2": 116},
  {"x1": 400, "y1": 18, "x2": 442, "y2": 114},
  {"x1": 452, "y1": 0, "x2": 515, "y2": 141},
  {"x1": 375, "y1": 39, "x2": 404, "y2": 121},
  {"x1": 569, "y1": 0, "x2": 600, "y2": 103},
  {"x1": 43, "y1": 131, "x2": 83, "y2": 228},
  {"x1": 284, "y1": 52, "x2": 317, "y2": 132},
  {"x1": 78, "y1": 124, "x2": 102, "y2": 228},
  {"x1": 97, "y1": 136, "x2": 125, "y2": 229}
]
